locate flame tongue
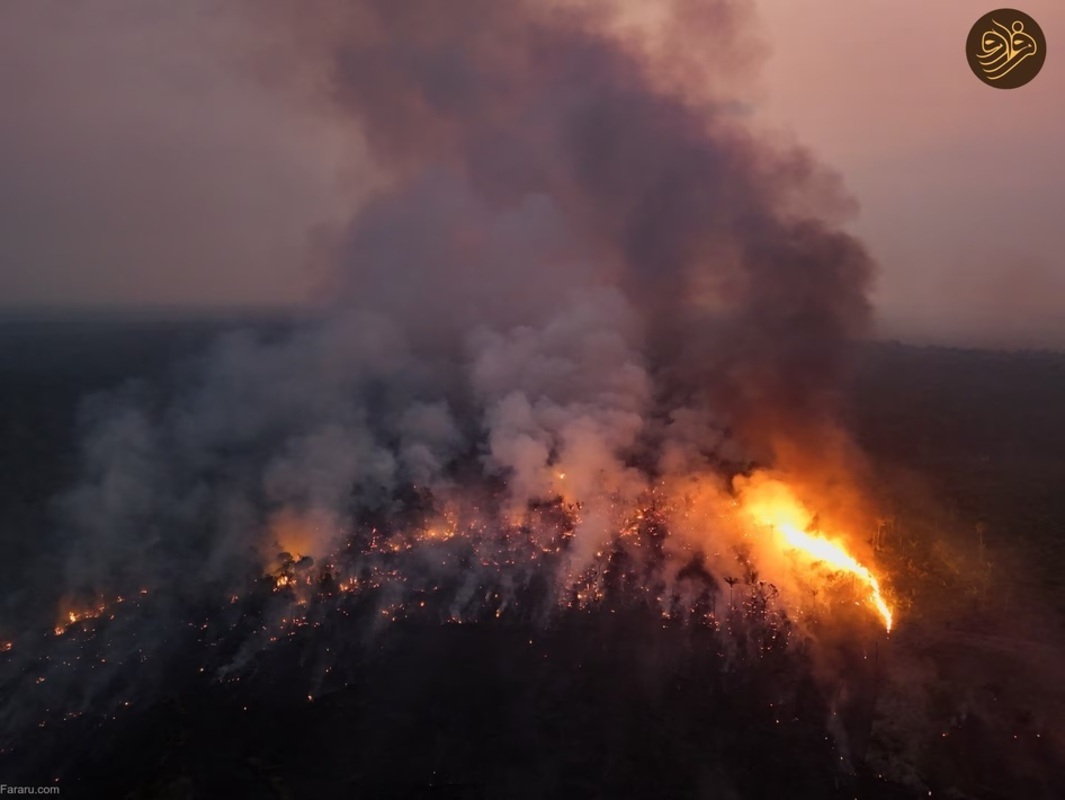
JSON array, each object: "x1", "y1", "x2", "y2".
[
  {"x1": 738, "y1": 477, "x2": 894, "y2": 632},
  {"x1": 773, "y1": 521, "x2": 893, "y2": 632}
]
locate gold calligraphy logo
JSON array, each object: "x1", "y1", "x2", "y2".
[
  {"x1": 967, "y1": 10, "x2": 1046, "y2": 88},
  {"x1": 977, "y1": 19, "x2": 1037, "y2": 79}
]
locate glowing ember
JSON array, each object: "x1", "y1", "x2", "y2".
[
  {"x1": 35, "y1": 473, "x2": 895, "y2": 667},
  {"x1": 739, "y1": 478, "x2": 894, "y2": 632},
  {"x1": 50, "y1": 592, "x2": 149, "y2": 637},
  {"x1": 54, "y1": 604, "x2": 107, "y2": 635}
]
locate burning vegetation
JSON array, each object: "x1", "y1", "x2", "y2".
[
  {"x1": 2, "y1": 336, "x2": 1062, "y2": 795},
  {"x1": 0, "y1": 0, "x2": 1061, "y2": 796},
  {"x1": 1, "y1": 464, "x2": 902, "y2": 780}
]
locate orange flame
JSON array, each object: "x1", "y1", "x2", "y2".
[
  {"x1": 739, "y1": 478, "x2": 894, "y2": 632},
  {"x1": 772, "y1": 521, "x2": 893, "y2": 632}
]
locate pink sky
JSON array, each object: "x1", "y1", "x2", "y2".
[
  {"x1": 0, "y1": 1, "x2": 1061, "y2": 348},
  {"x1": 755, "y1": 1, "x2": 1065, "y2": 346}
]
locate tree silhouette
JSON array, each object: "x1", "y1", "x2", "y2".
[{"x1": 725, "y1": 576, "x2": 738, "y2": 608}]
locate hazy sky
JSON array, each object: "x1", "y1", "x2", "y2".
[
  {"x1": 0, "y1": 0, "x2": 1062, "y2": 348},
  {"x1": 0, "y1": 1, "x2": 359, "y2": 312},
  {"x1": 755, "y1": 0, "x2": 1065, "y2": 347}
]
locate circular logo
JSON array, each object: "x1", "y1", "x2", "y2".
[{"x1": 967, "y1": 9, "x2": 1046, "y2": 88}]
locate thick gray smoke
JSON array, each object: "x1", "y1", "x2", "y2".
[
  {"x1": 48, "y1": 0, "x2": 876, "y2": 603},
  {"x1": 0, "y1": 2, "x2": 894, "y2": 760},
  {"x1": 260, "y1": 0, "x2": 873, "y2": 459}
]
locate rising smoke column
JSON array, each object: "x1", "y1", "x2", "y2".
[
  {"x1": 0, "y1": 0, "x2": 891, "y2": 747},
  {"x1": 37, "y1": 0, "x2": 883, "y2": 638},
  {"x1": 249, "y1": 0, "x2": 875, "y2": 471}
]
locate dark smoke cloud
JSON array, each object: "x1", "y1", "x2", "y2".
[
  {"x1": 9, "y1": 0, "x2": 880, "y2": 650},
  {"x1": 4, "y1": 0, "x2": 883, "y2": 756},
  {"x1": 15, "y1": 0, "x2": 880, "y2": 644},
  {"x1": 251, "y1": 0, "x2": 874, "y2": 464}
]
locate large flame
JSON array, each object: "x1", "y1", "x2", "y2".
[{"x1": 738, "y1": 478, "x2": 894, "y2": 632}]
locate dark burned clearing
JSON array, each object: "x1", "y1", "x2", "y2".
[{"x1": 0, "y1": 319, "x2": 1063, "y2": 799}]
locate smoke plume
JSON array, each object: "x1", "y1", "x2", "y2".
[
  {"x1": 257, "y1": 0, "x2": 874, "y2": 462},
  {"x1": 44, "y1": 0, "x2": 874, "y2": 590},
  {"x1": 4, "y1": 0, "x2": 882, "y2": 754}
]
